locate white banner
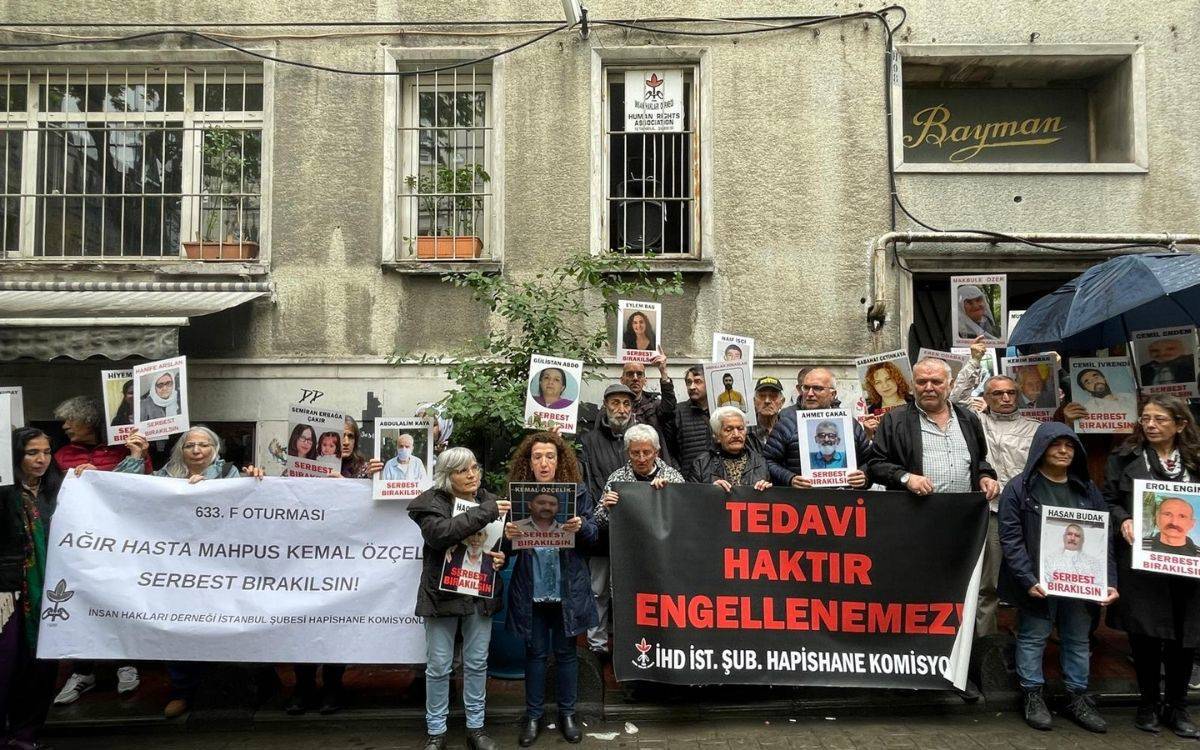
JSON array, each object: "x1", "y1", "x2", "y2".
[
  {"x1": 1038, "y1": 505, "x2": 1108, "y2": 602},
  {"x1": 0, "y1": 386, "x2": 23, "y2": 429},
  {"x1": 623, "y1": 69, "x2": 684, "y2": 133},
  {"x1": 131, "y1": 356, "x2": 190, "y2": 440},
  {"x1": 37, "y1": 471, "x2": 426, "y2": 663}
]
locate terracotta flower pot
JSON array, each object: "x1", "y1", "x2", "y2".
[
  {"x1": 415, "y1": 236, "x2": 483, "y2": 260},
  {"x1": 181, "y1": 241, "x2": 260, "y2": 261}
]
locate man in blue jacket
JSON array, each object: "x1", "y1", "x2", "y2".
[
  {"x1": 998, "y1": 421, "x2": 1118, "y2": 734},
  {"x1": 764, "y1": 367, "x2": 869, "y2": 489}
]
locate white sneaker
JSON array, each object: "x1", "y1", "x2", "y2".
[
  {"x1": 116, "y1": 665, "x2": 140, "y2": 694},
  {"x1": 53, "y1": 673, "x2": 96, "y2": 705}
]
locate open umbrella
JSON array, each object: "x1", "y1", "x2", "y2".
[{"x1": 1009, "y1": 253, "x2": 1200, "y2": 354}]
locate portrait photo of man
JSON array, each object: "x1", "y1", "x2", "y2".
[
  {"x1": 1138, "y1": 337, "x2": 1196, "y2": 387},
  {"x1": 381, "y1": 432, "x2": 429, "y2": 482},
  {"x1": 512, "y1": 492, "x2": 566, "y2": 537},
  {"x1": 1075, "y1": 368, "x2": 1136, "y2": 415},
  {"x1": 1143, "y1": 496, "x2": 1200, "y2": 557},
  {"x1": 1044, "y1": 523, "x2": 1105, "y2": 580},
  {"x1": 808, "y1": 419, "x2": 847, "y2": 470},
  {"x1": 716, "y1": 372, "x2": 746, "y2": 410},
  {"x1": 1014, "y1": 364, "x2": 1057, "y2": 409}
]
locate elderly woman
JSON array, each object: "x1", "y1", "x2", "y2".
[
  {"x1": 139, "y1": 370, "x2": 181, "y2": 420},
  {"x1": 596, "y1": 424, "x2": 684, "y2": 528},
  {"x1": 409, "y1": 448, "x2": 509, "y2": 750},
  {"x1": 957, "y1": 284, "x2": 1000, "y2": 339},
  {"x1": 503, "y1": 432, "x2": 598, "y2": 746},
  {"x1": 51, "y1": 396, "x2": 147, "y2": 707},
  {"x1": 108, "y1": 426, "x2": 263, "y2": 719},
  {"x1": 687, "y1": 406, "x2": 771, "y2": 491},
  {"x1": 1104, "y1": 396, "x2": 1200, "y2": 737},
  {"x1": 1, "y1": 429, "x2": 63, "y2": 749}
]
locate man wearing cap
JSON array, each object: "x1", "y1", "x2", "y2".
[
  {"x1": 579, "y1": 382, "x2": 673, "y2": 657},
  {"x1": 617, "y1": 356, "x2": 676, "y2": 433},
  {"x1": 751, "y1": 376, "x2": 786, "y2": 450},
  {"x1": 764, "y1": 367, "x2": 870, "y2": 489}
]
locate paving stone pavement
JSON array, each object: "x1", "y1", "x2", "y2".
[{"x1": 43, "y1": 709, "x2": 1200, "y2": 749}]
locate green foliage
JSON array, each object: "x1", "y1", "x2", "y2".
[
  {"x1": 397, "y1": 250, "x2": 682, "y2": 490},
  {"x1": 403, "y1": 164, "x2": 490, "y2": 238}
]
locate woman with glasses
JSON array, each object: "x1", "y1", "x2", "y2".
[
  {"x1": 1104, "y1": 395, "x2": 1200, "y2": 737},
  {"x1": 409, "y1": 447, "x2": 510, "y2": 750},
  {"x1": 108, "y1": 426, "x2": 264, "y2": 719}
]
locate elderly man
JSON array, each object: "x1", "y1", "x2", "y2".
[
  {"x1": 1015, "y1": 365, "x2": 1056, "y2": 410},
  {"x1": 1043, "y1": 524, "x2": 1106, "y2": 581},
  {"x1": 962, "y1": 368, "x2": 1040, "y2": 637},
  {"x1": 618, "y1": 356, "x2": 676, "y2": 432},
  {"x1": 589, "y1": 424, "x2": 683, "y2": 656},
  {"x1": 998, "y1": 422, "x2": 1117, "y2": 733},
  {"x1": 866, "y1": 357, "x2": 1000, "y2": 702},
  {"x1": 580, "y1": 384, "x2": 673, "y2": 505},
  {"x1": 866, "y1": 357, "x2": 1000, "y2": 499},
  {"x1": 1140, "y1": 338, "x2": 1195, "y2": 387},
  {"x1": 764, "y1": 367, "x2": 869, "y2": 489},
  {"x1": 1144, "y1": 497, "x2": 1200, "y2": 556},
  {"x1": 809, "y1": 420, "x2": 848, "y2": 470},
  {"x1": 665, "y1": 365, "x2": 710, "y2": 471},
  {"x1": 751, "y1": 376, "x2": 786, "y2": 449},
  {"x1": 381, "y1": 433, "x2": 428, "y2": 482},
  {"x1": 687, "y1": 406, "x2": 771, "y2": 490}
]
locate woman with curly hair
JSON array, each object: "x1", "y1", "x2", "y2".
[
  {"x1": 621, "y1": 311, "x2": 655, "y2": 352},
  {"x1": 503, "y1": 431, "x2": 597, "y2": 746},
  {"x1": 863, "y1": 361, "x2": 912, "y2": 415}
]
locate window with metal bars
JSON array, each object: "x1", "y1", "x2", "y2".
[
  {"x1": 395, "y1": 62, "x2": 492, "y2": 261},
  {"x1": 0, "y1": 66, "x2": 264, "y2": 259},
  {"x1": 603, "y1": 66, "x2": 698, "y2": 256}
]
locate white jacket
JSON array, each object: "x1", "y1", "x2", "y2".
[{"x1": 979, "y1": 409, "x2": 1040, "y2": 510}]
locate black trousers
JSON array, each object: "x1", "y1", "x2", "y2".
[{"x1": 1129, "y1": 633, "x2": 1193, "y2": 708}]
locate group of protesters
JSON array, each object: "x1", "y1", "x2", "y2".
[{"x1": 3, "y1": 337, "x2": 1200, "y2": 750}]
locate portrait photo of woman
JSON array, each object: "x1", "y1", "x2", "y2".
[
  {"x1": 287, "y1": 424, "x2": 317, "y2": 459},
  {"x1": 863, "y1": 361, "x2": 913, "y2": 415},
  {"x1": 531, "y1": 367, "x2": 574, "y2": 409},
  {"x1": 622, "y1": 310, "x2": 656, "y2": 352}
]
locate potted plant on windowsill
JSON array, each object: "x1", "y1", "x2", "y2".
[
  {"x1": 182, "y1": 129, "x2": 261, "y2": 261},
  {"x1": 403, "y1": 163, "x2": 489, "y2": 260}
]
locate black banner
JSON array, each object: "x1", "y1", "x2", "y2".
[{"x1": 610, "y1": 484, "x2": 987, "y2": 689}]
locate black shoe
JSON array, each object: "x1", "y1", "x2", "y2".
[
  {"x1": 954, "y1": 679, "x2": 982, "y2": 703},
  {"x1": 284, "y1": 691, "x2": 311, "y2": 716},
  {"x1": 318, "y1": 688, "x2": 342, "y2": 715},
  {"x1": 1135, "y1": 702, "x2": 1162, "y2": 733},
  {"x1": 466, "y1": 728, "x2": 499, "y2": 750},
  {"x1": 1022, "y1": 687, "x2": 1052, "y2": 731},
  {"x1": 1162, "y1": 705, "x2": 1200, "y2": 738},
  {"x1": 1062, "y1": 691, "x2": 1106, "y2": 733},
  {"x1": 518, "y1": 715, "x2": 541, "y2": 747},
  {"x1": 559, "y1": 713, "x2": 582, "y2": 744},
  {"x1": 422, "y1": 734, "x2": 447, "y2": 750}
]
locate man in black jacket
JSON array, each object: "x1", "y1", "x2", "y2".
[
  {"x1": 866, "y1": 357, "x2": 1001, "y2": 500},
  {"x1": 619, "y1": 357, "x2": 676, "y2": 432},
  {"x1": 764, "y1": 367, "x2": 869, "y2": 489},
  {"x1": 665, "y1": 365, "x2": 710, "y2": 470},
  {"x1": 579, "y1": 383, "x2": 672, "y2": 656}
]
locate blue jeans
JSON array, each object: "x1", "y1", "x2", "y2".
[
  {"x1": 424, "y1": 612, "x2": 492, "y2": 735},
  {"x1": 525, "y1": 602, "x2": 578, "y2": 720},
  {"x1": 1015, "y1": 600, "x2": 1091, "y2": 693}
]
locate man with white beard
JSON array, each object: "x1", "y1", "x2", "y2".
[{"x1": 808, "y1": 420, "x2": 848, "y2": 469}]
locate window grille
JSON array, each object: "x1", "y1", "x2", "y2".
[
  {"x1": 395, "y1": 62, "x2": 492, "y2": 260},
  {"x1": 0, "y1": 65, "x2": 263, "y2": 259},
  {"x1": 603, "y1": 66, "x2": 699, "y2": 256}
]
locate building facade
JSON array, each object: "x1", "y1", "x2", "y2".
[{"x1": 1, "y1": 1, "x2": 1197, "y2": 466}]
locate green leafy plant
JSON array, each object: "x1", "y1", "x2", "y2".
[
  {"x1": 403, "y1": 164, "x2": 490, "y2": 242},
  {"x1": 395, "y1": 250, "x2": 682, "y2": 490},
  {"x1": 200, "y1": 128, "x2": 261, "y2": 242}
]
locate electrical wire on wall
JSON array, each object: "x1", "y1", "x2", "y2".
[{"x1": 0, "y1": 10, "x2": 1177, "y2": 259}]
